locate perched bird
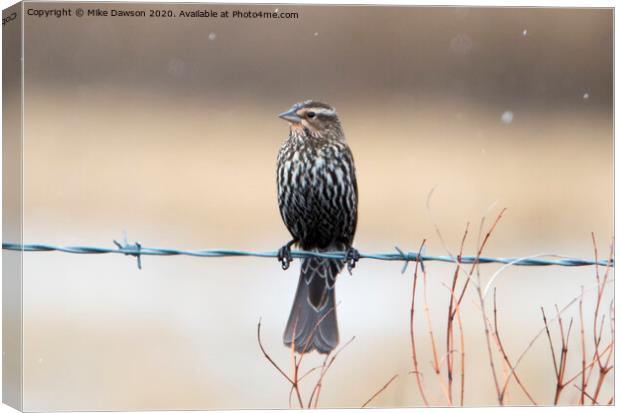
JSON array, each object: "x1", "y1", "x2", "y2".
[{"x1": 276, "y1": 100, "x2": 359, "y2": 354}]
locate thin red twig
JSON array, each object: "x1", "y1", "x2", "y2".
[
  {"x1": 447, "y1": 222, "x2": 469, "y2": 404},
  {"x1": 454, "y1": 208, "x2": 507, "y2": 312},
  {"x1": 257, "y1": 319, "x2": 294, "y2": 385},
  {"x1": 410, "y1": 239, "x2": 430, "y2": 406},
  {"x1": 578, "y1": 287, "x2": 586, "y2": 405},
  {"x1": 361, "y1": 374, "x2": 399, "y2": 408},
  {"x1": 552, "y1": 305, "x2": 573, "y2": 405},
  {"x1": 471, "y1": 212, "x2": 507, "y2": 405},
  {"x1": 493, "y1": 289, "x2": 537, "y2": 405},
  {"x1": 421, "y1": 253, "x2": 451, "y2": 404},
  {"x1": 456, "y1": 305, "x2": 465, "y2": 406},
  {"x1": 308, "y1": 336, "x2": 355, "y2": 408}
]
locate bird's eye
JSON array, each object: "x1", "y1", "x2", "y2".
[{"x1": 307, "y1": 111, "x2": 316, "y2": 119}]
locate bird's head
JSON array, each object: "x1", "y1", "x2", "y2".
[{"x1": 278, "y1": 100, "x2": 344, "y2": 141}]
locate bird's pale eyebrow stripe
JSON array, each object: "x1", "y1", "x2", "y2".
[{"x1": 309, "y1": 107, "x2": 336, "y2": 116}]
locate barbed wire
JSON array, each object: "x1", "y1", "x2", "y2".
[{"x1": 2, "y1": 240, "x2": 613, "y2": 271}]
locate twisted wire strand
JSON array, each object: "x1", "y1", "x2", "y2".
[{"x1": 1, "y1": 242, "x2": 613, "y2": 270}]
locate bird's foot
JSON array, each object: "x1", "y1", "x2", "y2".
[
  {"x1": 277, "y1": 240, "x2": 296, "y2": 270},
  {"x1": 344, "y1": 247, "x2": 361, "y2": 275}
]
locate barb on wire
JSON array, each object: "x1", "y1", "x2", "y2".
[
  {"x1": 113, "y1": 232, "x2": 142, "y2": 269},
  {"x1": 1, "y1": 239, "x2": 613, "y2": 270}
]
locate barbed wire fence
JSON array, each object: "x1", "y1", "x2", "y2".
[
  {"x1": 2, "y1": 227, "x2": 615, "y2": 407},
  {"x1": 2, "y1": 237, "x2": 614, "y2": 271}
]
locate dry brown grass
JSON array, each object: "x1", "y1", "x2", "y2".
[{"x1": 258, "y1": 211, "x2": 614, "y2": 407}]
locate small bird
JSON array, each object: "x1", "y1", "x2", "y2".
[{"x1": 276, "y1": 100, "x2": 359, "y2": 354}]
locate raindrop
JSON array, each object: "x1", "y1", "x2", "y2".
[
  {"x1": 208, "y1": 32, "x2": 217, "y2": 41},
  {"x1": 501, "y1": 111, "x2": 514, "y2": 124}
]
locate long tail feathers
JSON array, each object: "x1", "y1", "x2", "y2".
[{"x1": 283, "y1": 257, "x2": 341, "y2": 354}]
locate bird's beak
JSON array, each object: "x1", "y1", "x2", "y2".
[{"x1": 278, "y1": 108, "x2": 302, "y2": 123}]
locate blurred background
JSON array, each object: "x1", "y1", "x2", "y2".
[{"x1": 18, "y1": 3, "x2": 612, "y2": 410}]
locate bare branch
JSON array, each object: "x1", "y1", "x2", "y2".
[
  {"x1": 361, "y1": 375, "x2": 399, "y2": 408},
  {"x1": 257, "y1": 319, "x2": 294, "y2": 385},
  {"x1": 410, "y1": 239, "x2": 430, "y2": 406},
  {"x1": 494, "y1": 289, "x2": 537, "y2": 405},
  {"x1": 308, "y1": 336, "x2": 355, "y2": 408},
  {"x1": 447, "y1": 222, "x2": 469, "y2": 404},
  {"x1": 579, "y1": 287, "x2": 586, "y2": 405},
  {"x1": 541, "y1": 307, "x2": 560, "y2": 379}
]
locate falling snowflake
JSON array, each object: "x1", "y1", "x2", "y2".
[
  {"x1": 583, "y1": 93, "x2": 590, "y2": 100},
  {"x1": 501, "y1": 111, "x2": 514, "y2": 124},
  {"x1": 314, "y1": 32, "x2": 319, "y2": 37},
  {"x1": 522, "y1": 29, "x2": 528, "y2": 36},
  {"x1": 208, "y1": 32, "x2": 217, "y2": 41}
]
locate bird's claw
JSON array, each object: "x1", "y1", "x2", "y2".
[
  {"x1": 278, "y1": 243, "x2": 294, "y2": 270},
  {"x1": 345, "y1": 247, "x2": 360, "y2": 275}
]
